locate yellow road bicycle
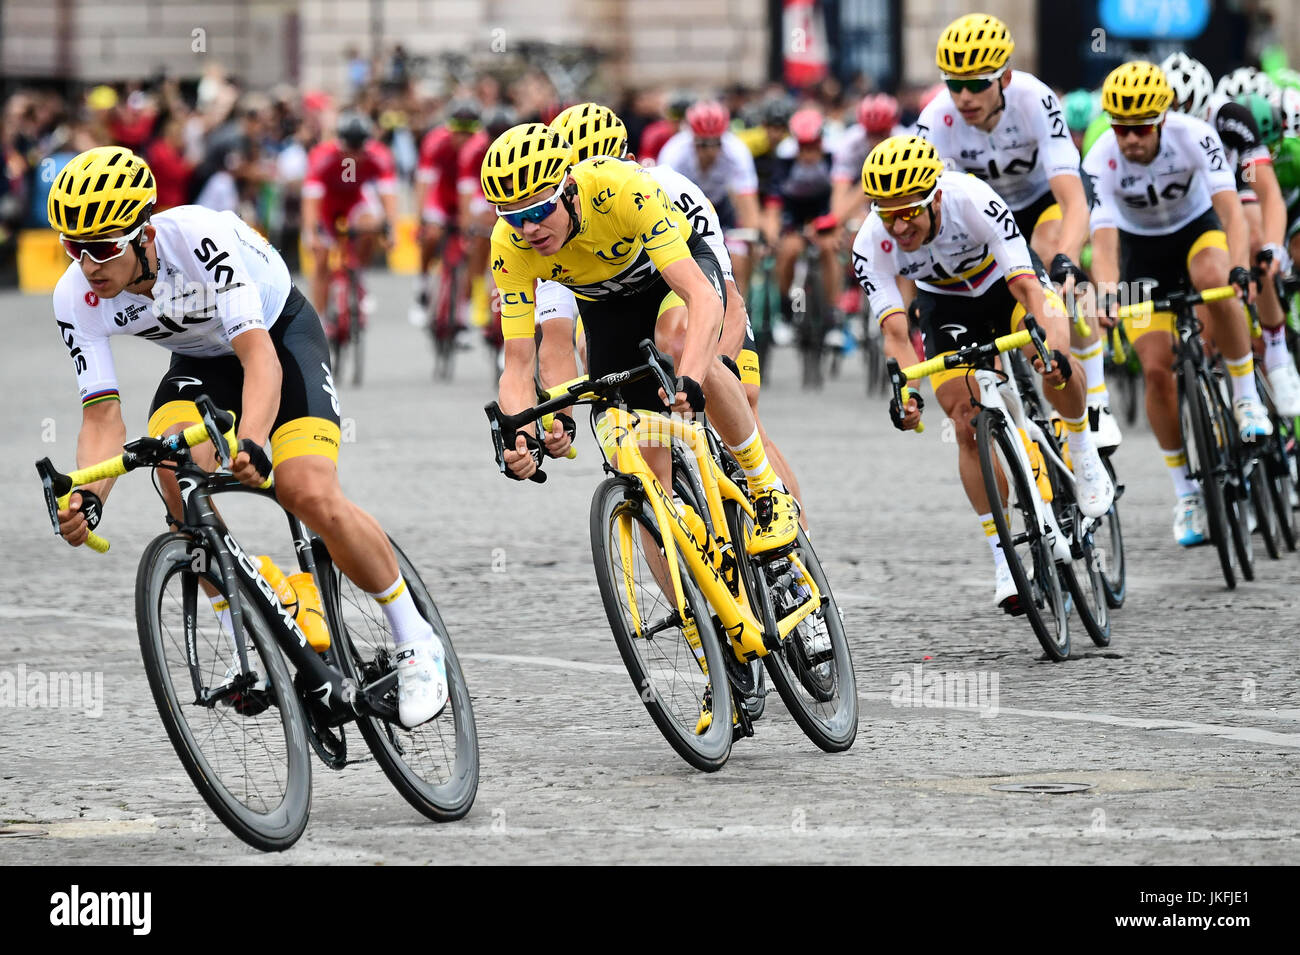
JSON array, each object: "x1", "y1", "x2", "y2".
[{"x1": 485, "y1": 341, "x2": 857, "y2": 771}]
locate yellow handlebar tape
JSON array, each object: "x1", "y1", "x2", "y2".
[
  {"x1": 540, "y1": 412, "x2": 578, "y2": 460},
  {"x1": 1117, "y1": 284, "x2": 1236, "y2": 320}
]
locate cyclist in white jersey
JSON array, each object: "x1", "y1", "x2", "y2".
[
  {"x1": 1084, "y1": 62, "x2": 1271, "y2": 547},
  {"x1": 831, "y1": 93, "x2": 904, "y2": 225},
  {"x1": 47, "y1": 146, "x2": 447, "y2": 727},
  {"x1": 534, "y1": 103, "x2": 804, "y2": 512},
  {"x1": 656, "y1": 101, "x2": 762, "y2": 294},
  {"x1": 918, "y1": 13, "x2": 1119, "y2": 448},
  {"x1": 853, "y1": 137, "x2": 1114, "y2": 609},
  {"x1": 1163, "y1": 52, "x2": 1300, "y2": 415}
]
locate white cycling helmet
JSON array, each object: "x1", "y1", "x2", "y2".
[
  {"x1": 1279, "y1": 87, "x2": 1300, "y2": 140},
  {"x1": 1161, "y1": 53, "x2": 1214, "y2": 120},
  {"x1": 1217, "y1": 66, "x2": 1279, "y2": 106}
]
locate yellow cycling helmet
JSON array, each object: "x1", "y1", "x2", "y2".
[
  {"x1": 48, "y1": 146, "x2": 156, "y2": 237},
  {"x1": 862, "y1": 136, "x2": 945, "y2": 200},
  {"x1": 480, "y1": 123, "x2": 574, "y2": 205},
  {"x1": 550, "y1": 102, "x2": 628, "y2": 162},
  {"x1": 936, "y1": 13, "x2": 1014, "y2": 77},
  {"x1": 1102, "y1": 62, "x2": 1174, "y2": 121}
]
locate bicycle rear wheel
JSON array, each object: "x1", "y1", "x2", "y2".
[
  {"x1": 739, "y1": 517, "x2": 858, "y2": 752},
  {"x1": 1050, "y1": 476, "x2": 1111, "y2": 648},
  {"x1": 1211, "y1": 375, "x2": 1256, "y2": 581},
  {"x1": 136, "y1": 533, "x2": 312, "y2": 851},
  {"x1": 1263, "y1": 428, "x2": 1297, "y2": 550},
  {"x1": 320, "y1": 539, "x2": 478, "y2": 822},
  {"x1": 977, "y1": 412, "x2": 1070, "y2": 660},
  {"x1": 590, "y1": 477, "x2": 734, "y2": 772},
  {"x1": 1182, "y1": 360, "x2": 1236, "y2": 588}
]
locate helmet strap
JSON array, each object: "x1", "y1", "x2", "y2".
[
  {"x1": 126, "y1": 220, "x2": 156, "y2": 289},
  {"x1": 560, "y1": 180, "x2": 581, "y2": 245},
  {"x1": 925, "y1": 203, "x2": 940, "y2": 244}
]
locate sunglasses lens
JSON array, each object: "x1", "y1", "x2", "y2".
[
  {"x1": 62, "y1": 237, "x2": 123, "y2": 262},
  {"x1": 503, "y1": 200, "x2": 558, "y2": 230},
  {"x1": 946, "y1": 78, "x2": 992, "y2": 94}
]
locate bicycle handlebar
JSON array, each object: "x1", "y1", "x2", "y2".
[
  {"x1": 36, "y1": 395, "x2": 243, "y2": 554},
  {"x1": 1115, "y1": 284, "x2": 1237, "y2": 320},
  {"x1": 485, "y1": 341, "x2": 676, "y2": 482},
  {"x1": 885, "y1": 318, "x2": 1047, "y2": 436}
]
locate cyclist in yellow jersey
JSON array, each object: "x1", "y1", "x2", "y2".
[
  {"x1": 537, "y1": 102, "x2": 806, "y2": 521},
  {"x1": 485, "y1": 124, "x2": 799, "y2": 551}
]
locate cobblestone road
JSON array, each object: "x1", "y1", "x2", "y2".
[{"x1": 2, "y1": 274, "x2": 1297, "y2": 863}]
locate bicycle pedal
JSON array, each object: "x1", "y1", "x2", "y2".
[{"x1": 999, "y1": 594, "x2": 1026, "y2": 617}]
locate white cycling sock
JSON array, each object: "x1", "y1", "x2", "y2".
[
  {"x1": 1061, "y1": 413, "x2": 1095, "y2": 463},
  {"x1": 369, "y1": 577, "x2": 434, "y2": 646},
  {"x1": 1263, "y1": 325, "x2": 1291, "y2": 373},
  {"x1": 1224, "y1": 354, "x2": 1258, "y2": 402},
  {"x1": 210, "y1": 594, "x2": 237, "y2": 653},
  {"x1": 1071, "y1": 341, "x2": 1108, "y2": 406},
  {"x1": 1162, "y1": 447, "x2": 1199, "y2": 499},
  {"x1": 979, "y1": 512, "x2": 1007, "y2": 568}
]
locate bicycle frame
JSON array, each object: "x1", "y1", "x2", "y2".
[
  {"x1": 594, "y1": 406, "x2": 823, "y2": 663},
  {"x1": 170, "y1": 463, "x2": 393, "y2": 727},
  {"x1": 969, "y1": 368, "x2": 1072, "y2": 563}
]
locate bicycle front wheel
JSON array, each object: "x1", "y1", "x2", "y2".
[
  {"x1": 1097, "y1": 457, "x2": 1127, "y2": 609},
  {"x1": 1182, "y1": 361, "x2": 1236, "y2": 588},
  {"x1": 977, "y1": 412, "x2": 1070, "y2": 661},
  {"x1": 135, "y1": 533, "x2": 312, "y2": 851},
  {"x1": 590, "y1": 478, "x2": 734, "y2": 772},
  {"x1": 744, "y1": 519, "x2": 859, "y2": 753},
  {"x1": 323, "y1": 538, "x2": 479, "y2": 822}
]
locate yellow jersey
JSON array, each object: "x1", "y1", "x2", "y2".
[{"x1": 491, "y1": 157, "x2": 696, "y2": 341}]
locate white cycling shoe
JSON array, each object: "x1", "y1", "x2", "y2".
[
  {"x1": 1073, "y1": 448, "x2": 1115, "y2": 518},
  {"x1": 994, "y1": 561, "x2": 1020, "y2": 613},
  {"x1": 396, "y1": 635, "x2": 449, "y2": 728},
  {"x1": 1173, "y1": 492, "x2": 1207, "y2": 547},
  {"x1": 1234, "y1": 396, "x2": 1273, "y2": 442},
  {"x1": 1088, "y1": 402, "x2": 1123, "y2": 450},
  {"x1": 1267, "y1": 361, "x2": 1300, "y2": 418}
]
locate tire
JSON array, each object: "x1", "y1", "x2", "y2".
[
  {"x1": 753, "y1": 524, "x2": 859, "y2": 752},
  {"x1": 321, "y1": 539, "x2": 479, "y2": 822},
  {"x1": 1097, "y1": 457, "x2": 1127, "y2": 609},
  {"x1": 1211, "y1": 374, "x2": 1256, "y2": 581},
  {"x1": 135, "y1": 533, "x2": 312, "y2": 851},
  {"x1": 590, "y1": 478, "x2": 733, "y2": 772},
  {"x1": 1249, "y1": 457, "x2": 1281, "y2": 559},
  {"x1": 1047, "y1": 439, "x2": 1111, "y2": 647},
  {"x1": 976, "y1": 411, "x2": 1070, "y2": 661},
  {"x1": 796, "y1": 258, "x2": 826, "y2": 390},
  {"x1": 1264, "y1": 429, "x2": 1297, "y2": 551},
  {"x1": 1182, "y1": 361, "x2": 1236, "y2": 588}
]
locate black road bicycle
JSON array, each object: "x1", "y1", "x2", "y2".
[{"x1": 36, "y1": 397, "x2": 478, "y2": 850}]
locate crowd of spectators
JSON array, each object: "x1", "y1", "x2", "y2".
[{"x1": 0, "y1": 42, "x2": 932, "y2": 284}]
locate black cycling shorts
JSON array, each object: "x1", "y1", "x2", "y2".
[
  {"x1": 147, "y1": 286, "x2": 343, "y2": 465},
  {"x1": 1119, "y1": 207, "x2": 1226, "y2": 298}
]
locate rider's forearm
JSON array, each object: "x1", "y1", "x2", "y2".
[
  {"x1": 538, "y1": 321, "x2": 581, "y2": 392},
  {"x1": 301, "y1": 196, "x2": 320, "y2": 237},
  {"x1": 718, "y1": 286, "x2": 747, "y2": 360},
  {"x1": 76, "y1": 401, "x2": 127, "y2": 501},
  {"x1": 1253, "y1": 164, "x2": 1286, "y2": 250},
  {"x1": 882, "y1": 315, "x2": 917, "y2": 371},
  {"x1": 1049, "y1": 174, "x2": 1089, "y2": 263},
  {"x1": 380, "y1": 192, "x2": 399, "y2": 226},
  {"x1": 234, "y1": 340, "x2": 282, "y2": 447},
  {"x1": 1213, "y1": 190, "x2": 1250, "y2": 272},
  {"x1": 500, "y1": 338, "x2": 541, "y2": 431},
  {"x1": 1089, "y1": 228, "x2": 1120, "y2": 288},
  {"x1": 734, "y1": 193, "x2": 760, "y2": 232}
]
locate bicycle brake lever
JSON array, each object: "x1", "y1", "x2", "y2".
[
  {"x1": 638, "y1": 339, "x2": 676, "y2": 400},
  {"x1": 1022, "y1": 315, "x2": 1054, "y2": 373},
  {"x1": 195, "y1": 394, "x2": 235, "y2": 468},
  {"x1": 36, "y1": 457, "x2": 70, "y2": 534}
]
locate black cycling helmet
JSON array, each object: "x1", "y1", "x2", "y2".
[
  {"x1": 447, "y1": 98, "x2": 482, "y2": 131},
  {"x1": 337, "y1": 111, "x2": 372, "y2": 149},
  {"x1": 763, "y1": 94, "x2": 796, "y2": 127},
  {"x1": 484, "y1": 105, "x2": 517, "y2": 140}
]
